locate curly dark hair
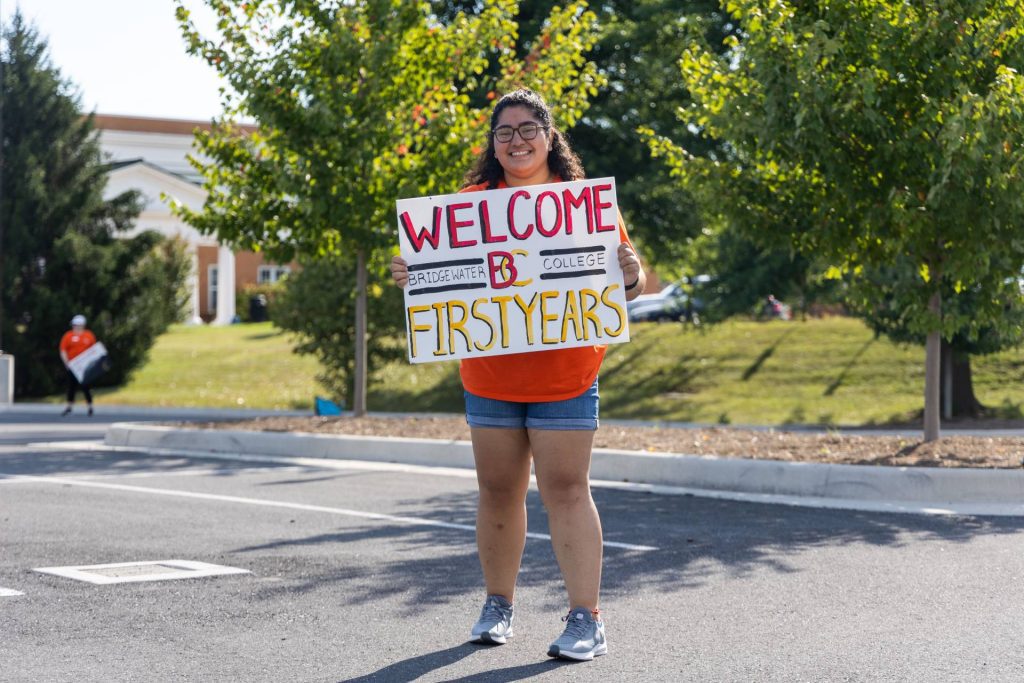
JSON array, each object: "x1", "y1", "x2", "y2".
[{"x1": 462, "y1": 88, "x2": 585, "y2": 189}]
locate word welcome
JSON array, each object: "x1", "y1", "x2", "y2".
[
  {"x1": 399, "y1": 182, "x2": 617, "y2": 254},
  {"x1": 396, "y1": 178, "x2": 630, "y2": 363}
]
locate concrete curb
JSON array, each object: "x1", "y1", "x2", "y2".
[
  {"x1": 2, "y1": 402, "x2": 309, "y2": 420},
  {"x1": 105, "y1": 423, "x2": 1024, "y2": 516}
]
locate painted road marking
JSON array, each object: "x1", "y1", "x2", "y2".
[
  {"x1": 35, "y1": 560, "x2": 250, "y2": 585},
  {"x1": 0, "y1": 587, "x2": 24, "y2": 596},
  {"x1": 2, "y1": 473, "x2": 659, "y2": 552}
]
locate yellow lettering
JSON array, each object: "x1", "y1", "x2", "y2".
[
  {"x1": 407, "y1": 305, "x2": 432, "y2": 359},
  {"x1": 580, "y1": 288, "x2": 603, "y2": 339},
  {"x1": 446, "y1": 300, "x2": 472, "y2": 353},
  {"x1": 511, "y1": 249, "x2": 533, "y2": 286},
  {"x1": 601, "y1": 284, "x2": 626, "y2": 337},
  {"x1": 560, "y1": 290, "x2": 583, "y2": 342},
  {"x1": 471, "y1": 298, "x2": 496, "y2": 351},
  {"x1": 513, "y1": 293, "x2": 540, "y2": 345},
  {"x1": 492, "y1": 295, "x2": 513, "y2": 348},
  {"x1": 540, "y1": 290, "x2": 560, "y2": 344},
  {"x1": 431, "y1": 302, "x2": 448, "y2": 356}
]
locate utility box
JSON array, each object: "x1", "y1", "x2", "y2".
[{"x1": 0, "y1": 354, "x2": 13, "y2": 404}]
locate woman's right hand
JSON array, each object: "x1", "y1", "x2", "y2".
[{"x1": 390, "y1": 255, "x2": 409, "y2": 289}]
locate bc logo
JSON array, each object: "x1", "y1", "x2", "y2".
[{"x1": 487, "y1": 250, "x2": 533, "y2": 289}]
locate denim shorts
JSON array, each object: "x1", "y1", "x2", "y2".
[{"x1": 464, "y1": 378, "x2": 599, "y2": 431}]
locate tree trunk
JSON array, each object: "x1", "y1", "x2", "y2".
[
  {"x1": 939, "y1": 341, "x2": 985, "y2": 418},
  {"x1": 352, "y1": 249, "x2": 368, "y2": 417},
  {"x1": 923, "y1": 291, "x2": 941, "y2": 442},
  {"x1": 941, "y1": 342, "x2": 953, "y2": 420}
]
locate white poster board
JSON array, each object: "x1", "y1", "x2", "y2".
[
  {"x1": 67, "y1": 342, "x2": 107, "y2": 383},
  {"x1": 395, "y1": 177, "x2": 630, "y2": 364}
]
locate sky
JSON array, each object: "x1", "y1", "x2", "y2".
[{"x1": 2, "y1": 0, "x2": 228, "y2": 121}]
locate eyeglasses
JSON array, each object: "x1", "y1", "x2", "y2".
[{"x1": 492, "y1": 122, "x2": 549, "y2": 143}]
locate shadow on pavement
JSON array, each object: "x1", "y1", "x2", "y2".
[
  {"x1": 0, "y1": 448, "x2": 327, "y2": 480},
  {"x1": 228, "y1": 483, "x2": 1024, "y2": 615},
  {"x1": 336, "y1": 643, "x2": 576, "y2": 682},
  {"x1": 9, "y1": 444, "x2": 1024, "y2": 614},
  {"x1": 441, "y1": 658, "x2": 576, "y2": 682},
  {"x1": 338, "y1": 643, "x2": 480, "y2": 682}
]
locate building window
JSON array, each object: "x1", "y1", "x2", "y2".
[
  {"x1": 258, "y1": 265, "x2": 291, "y2": 284},
  {"x1": 208, "y1": 265, "x2": 218, "y2": 312}
]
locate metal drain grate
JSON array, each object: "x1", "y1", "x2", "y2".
[{"x1": 34, "y1": 560, "x2": 250, "y2": 585}]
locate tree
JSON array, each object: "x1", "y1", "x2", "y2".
[
  {"x1": 847, "y1": 261, "x2": 1024, "y2": 418},
  {"x1": 272, "y1": 252, "x2": 406, "y2": 405},
  {"x1": 0, "y1": 13, "x2": 190, "y2": 397},
  {"x1": 646, "y1": 0, "x2": 1024, "y2": 440},
  {"x1": 690, "y1": 223, "x2": 836, "y2": 322},
  {"x1": 566, "y1": 1, "x2": 734, "y2": 271},
  {"x1": 434, "y1": 0, "x2": 736, "y2": 272},
  {"x1": 174, "y1": 0, "x2": 603, "y2": 414}
]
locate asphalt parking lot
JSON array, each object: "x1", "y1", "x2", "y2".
[{"x1": 3, "y1": 408, "x2": 1024, "y2": 681}]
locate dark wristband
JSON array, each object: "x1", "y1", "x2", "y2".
[{"x1": 625, "y1": 277, "x2": 640, "y2": 291}]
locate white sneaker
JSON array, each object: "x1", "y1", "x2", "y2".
[
  {"x1": 469, "y1": 595, "x2": 514, "y2": 644},
  {"x1": 547, "y1": 607, "x2": 607, "y2": 660}
]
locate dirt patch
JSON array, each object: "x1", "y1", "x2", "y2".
[{"x1": 185, "y1": 415, "x2": 1024, "y2": 469}]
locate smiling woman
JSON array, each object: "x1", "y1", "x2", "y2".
[{"x1": 389, "y1": 88, "x2": 648, "y2": 662}]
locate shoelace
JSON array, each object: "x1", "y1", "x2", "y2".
[
  {"x1": 559, "y1": 612, "x2": 590, "y2": 640},
  {"x1": 481, "y1": 598, "x2": 509, "y2": 623}
]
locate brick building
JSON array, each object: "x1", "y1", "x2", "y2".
[{"x1": 96, "y1": 114, "x2": 294, "y2": 323}]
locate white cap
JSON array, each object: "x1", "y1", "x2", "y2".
[{"x1": 71, "y1": 314, "x2": 86, "y2": 326}]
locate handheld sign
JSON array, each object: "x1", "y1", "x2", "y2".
[
  {"x1": 395, "y1": 177, "x2": 631, "y2": 364},
  {"x1": 67, "y1": 342, "x2": 109, "y2": 384}
]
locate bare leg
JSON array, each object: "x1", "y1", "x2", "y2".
[
  {"x1": 470, "y1": 427, "x2": 532, "y2": 601},
  {"x1": 530, "y1": 429, "x2": 602, "y2": 611}
]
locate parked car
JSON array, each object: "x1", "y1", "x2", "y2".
[{"x1": 627, "y1": 276, "x2": 709, "y2": 324}]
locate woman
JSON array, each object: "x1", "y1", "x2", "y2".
[
  {"x1": 391, "y1": 89, "x2": 646, "y2": 661},
  {"x1": 58, "y1": 314, "x2": 97, "y2": 417}
]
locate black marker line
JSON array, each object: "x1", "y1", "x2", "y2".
[
  {"x1": 538, "y1": 246, "x2": 605, "y2": 256},
  {"x1": 408, "y1": 282, "x2": 488, "y2": 296},
  {"x1": 408, "y1": 258, "x2": 485, "y2": 272},
  {"x1": 539, "y1": 269, "x2": 607, "y2": 280}
]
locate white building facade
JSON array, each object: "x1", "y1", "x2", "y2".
[{"x1": 96, "y1": 114, "x2": 290, "y2": 324}]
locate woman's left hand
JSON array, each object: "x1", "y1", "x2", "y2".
[{"x1": 618, "y1": 243, "x2": 644, "y2": 298}]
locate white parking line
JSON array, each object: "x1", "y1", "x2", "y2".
[
  {"x1": 0, "y1": 587, "x2": 24, "y2": 597},
  {"x1": 1, "y1": 473, "x2": 659, "y2": 552},
  {"x1": 35, "y1": 560, "x2": 250, "y2": 585}
]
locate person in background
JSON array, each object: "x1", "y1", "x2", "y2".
[
  {"x1": 59, "y1": 314, "x2": 96, "y2": 416},
  {"x1": 391, "y1": 88, "x2": 646, "y2": 661}
]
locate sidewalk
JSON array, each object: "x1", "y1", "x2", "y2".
[
  {"x1": 1, "y1": 401, "x2": 309, "y2": 421},
  {"x1": 105, "y1": 418, "x2": 1024, "y2": 518}
]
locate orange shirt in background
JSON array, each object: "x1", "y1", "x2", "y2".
[
  {"x1": 456, "y1": 179, "x2": 635, "y2": 402},
  {"x1": 60, "y1": 329, "x2": 96, "y2": 362}
]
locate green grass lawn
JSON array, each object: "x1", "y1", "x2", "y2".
[
  {"x1": 371, "y1": 317, "x2": 1024, "y2": 425},
  {"x1": 90, "y1": 322, "x2": 321, "y2": 410},
  {"x1": 83, "y1": 318, "x2": 1024, "y2": 425}
]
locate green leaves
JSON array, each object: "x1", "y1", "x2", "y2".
[
  {"x1": 174, "y1": 1, "x2": 603, "y2": 402},
  {"x1": 651, "y1": 0, "x2": 1024, "y2": 340},
  {"x1": 175, "y1": 0, "x2": 602, "y2": 261},
  {"x1": 1, "y1": 12, "x2": 190, "y2": 396}
]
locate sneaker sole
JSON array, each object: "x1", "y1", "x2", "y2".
[
  {"x1": 547, "y1": 643, "x2": 607, "y2": 661},
  {"x1": 470, "y1": 629, "x2": 513, "y2": 645}
]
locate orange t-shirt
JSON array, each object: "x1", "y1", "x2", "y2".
[
  {"x1": 59, "y1": 329, "x2": 96, "y2": 361},
  {"x1": 457, "y1": 179, "x2": 635, "y2": 402}
]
